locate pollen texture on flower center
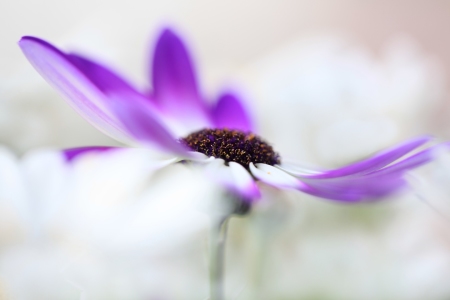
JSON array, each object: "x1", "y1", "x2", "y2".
[{"x1": 181, "y1": 128, "x2": 280, "y2": 169}]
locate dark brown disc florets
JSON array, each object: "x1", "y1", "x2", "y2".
[{"x1": 181, "y1": 128, "x2": 280, "y2": 169}]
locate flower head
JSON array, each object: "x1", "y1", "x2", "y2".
[
  {"x1": 181, "y1": 128, "x2": 280, "y2": 170},
  {"x1": 19, "y1": 28, "x2": 448, "y2": 206}
]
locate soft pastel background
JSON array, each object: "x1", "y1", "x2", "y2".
[{"x1": 1, "y1": 1, "x2": 450, "y2": 299}]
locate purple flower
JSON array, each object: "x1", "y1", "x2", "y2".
[{"x1": 19, "y1": 28, "x2": 448, "y2": 204}]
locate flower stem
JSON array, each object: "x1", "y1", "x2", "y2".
[{"x1": 209, "y1": 217, "x2": 229, "y2": 300}]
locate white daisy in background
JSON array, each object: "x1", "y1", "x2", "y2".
[
  {"x1": 0, "y1": 147, "x2": 77, "y2": 299},
  {"x1": 61, "y1": 150, "x2": 220, "y2": 300},
  {"x1": 0, "y1": 146, "x2": 219, "y2": 299}
]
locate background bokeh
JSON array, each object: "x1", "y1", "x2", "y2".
[{"x1": 1, "y1": 1, "x2": 450, "y2": 299}]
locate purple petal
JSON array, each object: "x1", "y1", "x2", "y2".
[
  {"x1": 19, "y1": 36, "x2": 195, "y2": 156},
  {"x1": 295, "y1": 136, "x2": 432, "y2": 179},
  {"x1": 108, "y1": 92, "x2": 191, "y2": 157},
  {"x1": 152, "y1": 28, "x2": 199, "y2": 102},
  {"x1": 150, "y1": 28, "x2": 211, "y2": 128},
  {"x1": 250, "y1": 163, "x2": 405, "y2": 202},
  {"x1": 19, "y1": 36, "x2": 135, "y2": 144},
  {"x1": 252, "y1": 139, "x2": 448, "y2": 202},
  {"x1": 63, "y1": 146, "x2": 119, "y2": 162},
  {"x1": 288, "y1": 143, "x2": 449, "y2": 202},
  {"x1": 369, "y1": 142, "x2": 450, "y2": 176},
  {"x1": 67, "y1": 53, "x2": 141, "y2": 97},
  {"x1": 301, "y1": 174, "x2": 406, "y2": 202},
  {"x1": 211, "y1": 92, "x2": 254, "y2": 132},
  {"x1": 67, "y1": 54, "x2": 174, "y2": 137}
]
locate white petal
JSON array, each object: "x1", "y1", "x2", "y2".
[
  {"x1": 0, "y1": 148, "x2": 28, "y2": 227},
  {"x1": 206, "y1": 158, "x2": 233, "y2": 183},
  {"x1": 276, "y1": 162, "x2": 324, "y2": 177},
  {"x1": 21, "y1": 150, "x2": 71, "y2": 235},
  {"x1": 228, "y1": 162, "x2": 261, "y2": 199},
  {"x1": 250, "y1": 163, "x2": 302, "y2": 189},
  {"x1": 184, "y1": 151, "x2": 215, "y2": 163},
  {"x1": 206, "y1": 159, "x2": 260, "y2": 200}
]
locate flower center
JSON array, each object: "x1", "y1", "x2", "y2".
[{"x1": 181, "y1": 128, "x2": 280, "y2": 169}]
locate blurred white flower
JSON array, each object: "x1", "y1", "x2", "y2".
[
  {"x1": 242, "y1": 35, "x2": 446, "y2": 166},
  {"x1": 0, "y1": 147, "x2": 78, "y2": 299},
  {"x1": 0, "y1": 146, "x2": 220, "y2": 299}
]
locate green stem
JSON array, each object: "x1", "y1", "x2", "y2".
[{"x1": 209, "y1": 217, "x2": 229, "y2": 300}]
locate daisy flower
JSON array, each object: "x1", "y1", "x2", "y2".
[{"x1": 18, "y1": 28, "x2": 448, "y2": 207}]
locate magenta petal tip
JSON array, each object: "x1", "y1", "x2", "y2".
[
  {"x1": 63, "y1": 146, "x2": 118, "y2": 162},
  {"x1": 212, "y1": 92, "x2": 254, "y2": 132}
]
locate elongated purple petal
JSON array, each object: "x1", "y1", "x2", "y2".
[
  {"x1": 250, "y1": 163, "x2": 405, "y2": 202},
  {"x1": 63, "y1": 146, "x2": 119, "y2": 162},
  {"x1": 302, "y1": 174, "x2": 406, "y2": 202},
  {"x1": 290, "y1": 144, "x2": 450, "y2": 202},
  {"x1": 152, "y1": 28, "x2": 199, "y2": 103},
  {"x1": 67, "y1": 53, "x2": 141, "y2": 96},
  {"x1": 67, "y1": 53, "x2": 183, "y2": 144},
  {"x1": 281, "y1": 136, "x2": 432, "y2": 179},
  {"x1": 258, "y1": 142, "x2": 450, "y2": 202},
  {"x1": 19, "y1": 36, "x2": 135, "y2": 144},
  {"x1": 211, "y1": 92, "x2": 254, "y2": 131},
  {"x1": 150, "y1": 28, "x2": 211, "y2": 129},
  {"x1": 108, "y1": 91, "x2": 191, "y2": 157},
  {"x1": 369, "y1": 142, "x2": 450, "y2": 176}
]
